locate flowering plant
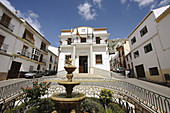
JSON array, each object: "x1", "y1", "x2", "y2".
[
  {"x1": 99, "y1": 88, "x2": 113, "y2": 105},
  {"x1": 21, "y1": 80, "x2": 51, "y2": 101}
]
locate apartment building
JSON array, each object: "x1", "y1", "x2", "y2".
[
  {"x1": 127, "y1": 5, "x2": 170, "y2": 83},
  {"x1": 0, "y1": 2, "x2": 50, "y2": 80}
]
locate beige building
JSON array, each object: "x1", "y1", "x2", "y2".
[
  {"x1": 127, "y1": 5, "x2": 170, "y2": 83},
  {"x1": 116, "y1": 40, "x2": 130, "y2": 69}
]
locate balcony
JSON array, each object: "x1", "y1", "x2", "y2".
[
  {"x1": 40, "y1": 47, "x2": 48, "y2": 53},
  {"x1": 0, "y1": 43, "x2": 9, "y2": 52},
  {"x1": 21, "y1": 50, "x2": 30, "y2": 58},
  {"x1": 39, "y1": 58, "x2": 46, "y2": 64},
  {"x1": 0, "y1": 16, "x2": 15, "y2": 32}
]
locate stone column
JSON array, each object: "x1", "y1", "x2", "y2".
[
  {"x1": 90, "y1": 44, "x2": 93, "y2": 74},
  {"x1": 73, "y1": 45, "x2": 76, "y2": 65}
]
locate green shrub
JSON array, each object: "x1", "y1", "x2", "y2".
[
  {"x1": 80, "y1": 99, "x2": 105, "y2": 113},
  {"x1": 21, "y1": 80, "x2": 51, "y2": 101},
  {"x1": 99, "y1": 88, "x2": 113, "y2": 106},
  {"x1": 106, "y1": 107, "x2": 113, "y2": 113},
  {"x1": 5, "y1": 98, "x2": 54, "y2": 113},
  {"x1": 108, "y1": 102, "x2": 125, "y2": 113}
]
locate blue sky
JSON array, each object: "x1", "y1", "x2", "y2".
[{"x1": 0, "y1": 0, "x2": 169, "y2": 47}]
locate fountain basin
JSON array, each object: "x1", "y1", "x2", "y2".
[
  {"x1": 50, "y1": 93, "x2": 86, "y2": 112},
  {"x1": 64, "y1": 65, "x2": 76, "y2": 73},
  {"x1": 58, "y1": 81, "x2": 80, "y2": 98}
]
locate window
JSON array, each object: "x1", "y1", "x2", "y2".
[
  {"x1": 96, "y1": 55, "x2": 102, "y2": 64},
  {"x1": 29, "y1": 65, "x2": 34, "y2": 72},
  {"x1": 23, "y1": 29, "x2": 34, "y2": 44},
  {"x1": 134, "y1": 51, "x2": 139, "y2": 58},
  {"x1": 131, "y1": 37, "x2": 136, "y2": 45},
  {"x1": 0, "y1": 13, "x2": 11, "y2": 28},
  {"x1": 140, "y1": 26, "x2": 148, "y2": 37},
  {"x1": 21, "y1": 45, "x2": 29, "y2": 57},
  {"x1": 67, "y1": 38, "x2": 72, "y2": 45},
  {"x1": 130, "y1": 53, "x2": 132, "y2": 59},
  {"x1": 49, "y1": 64, "x2": 51, "y2": 70},
  {"x1": 126, "y1": 56, "x2": 128, "y2": 61},
  {"x1": 0, "y1": 34, "x2": 5, "y2": 49},
  {"x1": 40, "y1": 42, "x2": 47, "y2": 52},
  {"x1": 144, "y1": 43, "x2": 152, "y2": 53},
  {"x1": 50, "y1": 55, "x2": 53, "y2": 62},
  {"x1": 96, "y1": 37, "x2": 101, "y2": 44},
  {"x1": 65, "y1": 55, "x2": 71, "y2": 64},
  {"x1": 81, "y1": 37, "x2": 86, "y2": 43},
  {"x1": 149, "y1": 67, "x2": 159, "y2": 76},
  {"x1": 39, "y1": 54, "x2": 43, "y2": 62},
  {"x1": 31, "y1": 48, "x2": 40, "y2": 61}
]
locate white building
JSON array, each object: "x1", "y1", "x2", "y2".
[
  {"x1": 0, "y1": 2, "x2": 50, "y2": 80},
  {"x1": 127, "y1": 5, "x2": 170, "y2": 83},
  {"x1": 58, "y1": 27, "x2": 110, "y2": 76},
  {"x1": 47, "y1": 46, "x2": 59, "y2": 72}
]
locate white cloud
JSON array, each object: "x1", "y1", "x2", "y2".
[
  {"x1": 158, "y1": 0, "x2": 170, "y2": 6},
  {"x1": 121, "y1": 0, "x2": 126, "y2": 4},
  {"x1": 150, "y1": 3, "x2": 157, "y2": 10},
  {"x1": 77, "y1": 2, "x2": 97, "y2": 21},
  {"x1": 132, "y1": 0, "x2": 154, "y2": 7},
  {"x1": 93, "y1": 0, "x2": 102, "y2": 8},
  {"x1": 0, "y1": 0, "x2": 44, "y2": 35}
]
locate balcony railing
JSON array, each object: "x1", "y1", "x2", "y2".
[
  {"x1": 62, "y1": 38, "x2": 107, "y2": 46},
  {"x1": 21, "y1": 50, "x2": 30, "y2": 58},
  {"x1": 0, "y1": 43, "x2": 9, "y2": 52},
  {"x1": 0, "y1": 16, "x2": 15, "y2": 32},
  {"x1": 39, "y1": 58, "x2": 46, "y2": 64},
  {"x1": 40, "y1": 47, "x2": 48, "y2": 53}
]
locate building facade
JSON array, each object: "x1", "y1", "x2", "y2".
[
  {"x1": 58, "y1": 27, "x2": 110, "y2": 75},
  {"x1": 127, "y1": 5, "x2": 170, "y2": 83},
  {"x1": 47, "y1": 46, "x2": 59, "y2": 72},
  {"x1": 116, "y1": 40, "x2": 130, "y2": 69},
  {"x1": 0, "y1": 2, "x2": 50, "y2": 80}
]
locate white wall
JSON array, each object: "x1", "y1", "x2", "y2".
[
  {"x1": 129, "y1": 13, "x2": 157, "y2": 52},
  {"x1": 0, "y1": 55, "x2": 11, "y2": 72},
  {"x1": 58, "y1": 47, "x2": 72, "y2": 71},
  {"x1": 93, "y1": 46, "x2": 110, "y2": 71}
]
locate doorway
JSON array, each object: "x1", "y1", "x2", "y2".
[
  {"x1": 7, "y1": 61, "x2": 21, "y2": 79},
  {"x1": 135, "y1": 64, "x2": 146, "y2": 78},
  {"x1": 79, "y1": 56, "x2": 88, "y2": 73}
]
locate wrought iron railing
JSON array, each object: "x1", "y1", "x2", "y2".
[
  {"x1": 0, "y1": 16, "x2": 15, "y2": 31},
  {"x1": 39, "y1": 58, "x2": 46, "y2": 64},
  {"x1": 0, "y1": 43, "x2": 9, "y2": 52},
  {"x1": 21, "y1": 49, "x2": 30, "y2": 58},
  {"x1": 0, "y1": 84, "x2": 134, "y2": 113},
  {"x1": 0, "y1": 77, "x2": 169, "y2": 113}
]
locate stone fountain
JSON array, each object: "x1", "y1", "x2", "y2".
[{"x1": 50, "y1": 58, "x2": 86, "y2": 113}]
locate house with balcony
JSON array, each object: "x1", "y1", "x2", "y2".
[
  {"x1": 0, "y1": 2, "x2": 22, "y2": 80},
  {"x1": 0, "y1": 2, "x2": 50, "y2": 80},
  {"x1": 57, "y1": 27, "x2": 110, "y2": 76},
  {"x1": 10, "y1": 19, "x2": 50, "y2": 78},
  {"x1": 127, "y1": 5, "x2": 170, "y2": 83}
]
